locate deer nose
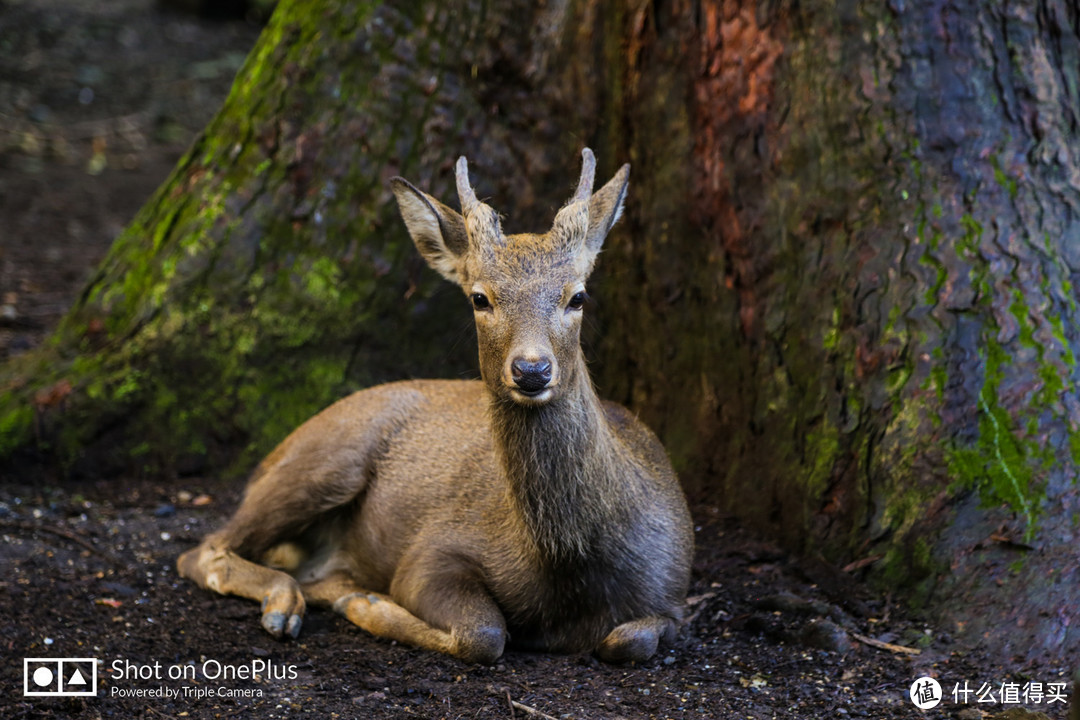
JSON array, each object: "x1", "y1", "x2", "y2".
[{"x1": 511, "y1": 357, "x2": 553, "y2": 393}]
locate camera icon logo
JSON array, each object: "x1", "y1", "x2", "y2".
[{"x1": 24, "y1": 658, "x2": 98, "y2": 697}]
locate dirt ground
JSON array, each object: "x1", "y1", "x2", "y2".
[
  {"x1": 1, "y1": 476, "x2": 1072, "y2": 720},
  {"x1": 0, "y1": 1, "x2": 1074, "y2": 719}
]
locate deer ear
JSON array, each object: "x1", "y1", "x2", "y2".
[
  {"x1": 585, "y1": 163, "x2": 630, "y2": 253},
  {"x1": 391, "y1": 177, "x2": 469, "y2": 283}
]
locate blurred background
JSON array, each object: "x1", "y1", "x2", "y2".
[{"x1": 0, "y1": 0, "x2": 267, "y2": 359}]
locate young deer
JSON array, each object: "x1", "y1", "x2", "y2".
[{"x1": 178, "y1": 149, "x2": 693, "y2": 663}]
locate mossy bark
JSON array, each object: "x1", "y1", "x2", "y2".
[{"x1": 2, "y1": 0, "x2": 1078, "y2": 662}]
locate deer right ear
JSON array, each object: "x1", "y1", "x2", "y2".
[
  {"x1": 585, "y1": 163, "x2": 630, "y2": 254},
  {"x1": 390, "y1": 177, "x2": 469, "y2": 283}
]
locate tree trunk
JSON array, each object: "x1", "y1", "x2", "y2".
[{"x1": 2, "y1": 0, "x2": 1078, "y2": 663}]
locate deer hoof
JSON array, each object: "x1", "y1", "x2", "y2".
[
  {"x1": 262, "y1": 611, "x2": 299, "y2": 637},
  {"x1": 453, "y1": 625, "x2": 505, "y2": 665},
  {"x1": 596, "y1": 617, "x2": 673, "y2": 664},
  {"x1": 260, "y1": 582, "x2": 306, "y2": 639}
]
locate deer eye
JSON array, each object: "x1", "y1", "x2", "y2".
[
  {"x1": 471, "y1": 292, "x2": 491, "y2": 311},
  {"x1": 567, "y1": 291, "x2": 588, "y2": 310}
]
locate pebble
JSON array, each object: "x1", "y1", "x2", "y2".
[
  {"x1": 799, "y1": 618, "x2": 852, "y2": 654},
  {"x1": 29, "y1": 104, "x2": 51, "y2": 123},
  {"x1": 101, "y1": 581, "x2": 137, "y2": 596}
]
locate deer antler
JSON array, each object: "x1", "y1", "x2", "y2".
[
  {"x1": 456, "y1": 156, "x2": 480, "y2": 218},
  {"x1": 571, "y1": 148, "x2": 596, "y2": 203}
]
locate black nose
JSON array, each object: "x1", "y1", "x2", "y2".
[{"x1": 511, "y1": 358, "x2": 553, "y2": 393}]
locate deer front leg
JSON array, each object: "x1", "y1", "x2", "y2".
[
  {"x1": 177, "y1": 535, "x2": 306, "y2": 638},
  {"x1": 595, "y1": 616, "x2": 677, "y2": 664}
]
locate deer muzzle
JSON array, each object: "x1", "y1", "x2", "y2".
[{"x1": 505, "y1": 353, "x2": 558, "y2": 403}]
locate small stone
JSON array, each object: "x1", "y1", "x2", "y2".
[
  {"x1": 100, "y1": 581, "x2": 137, "y2": 596},
  {"x1": 756, "y1": 592, "x2": 812, "y2": 613},
  {"x1": 76, "y1": 65, "x2": 105, "y2": 86},
  {"x1": 29, "y1": 104, "x2": 51, "y2": 123},
  {"x1": 799, "y1": 618, "x2": 852, "y2": 654},
  {"x1": 154, "y1": 504, "x2": 176, "y2": 517}
]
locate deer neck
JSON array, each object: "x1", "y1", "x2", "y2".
[{"x1": 488, "y1": 353, "x2": 625, "y2": 563}]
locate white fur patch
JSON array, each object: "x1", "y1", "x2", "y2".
[{"x1": 610, "y1": 199, "x2": 624, "y2": 227}]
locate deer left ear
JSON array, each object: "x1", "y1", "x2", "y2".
[
  {"x1": 585, "y1": 163, "x2": 629, "y2": 253},
  {"x1": 391, "y1": 177, "x2": 469, "y2": 284}
]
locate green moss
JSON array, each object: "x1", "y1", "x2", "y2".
[
  {"x1": 876, "y1": 534, "x2": 941, "y2": 607},
  {"x1": 929, "y1": 363, "x2": 947, "y2": 403},
  {"x1": 958, "y1": 213, "x2": 983, "y2": 255},
  {"x1": 991, "y1": 154, "x2": 1019, "y2": 200},
  {"x1": 918, "y1": 221, "x2": 946, "y2": 303},
  {"x1": 945, "y1": 338, "x2": 1045, "y2": 542},
  {"x1": 804, "y1": 416, "x2": 840, "y2": 499},
  {"x1": 1048, "y1": 314, "x2": 1077, "y2": 367},
  {"x1": 0, "y1": 400, "x2": 33, "y2": 457},
  {"x1": 1069, "y1": 433, "x2": 1080, "y2": 467},
  {"x1": 1009, "y1": 290, "x2": 1039, "y2": 354},
  {"x1": 822, "y1": 307, "x2": 841, "y2": 351}
]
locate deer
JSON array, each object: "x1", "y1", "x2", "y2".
[{"x1": 177, "y1": 148, "x2": 693, "y2": 664}]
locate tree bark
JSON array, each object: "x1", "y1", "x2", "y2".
[{"x1": 2, "y1": 0, "x2": 1078, "y2": 663}]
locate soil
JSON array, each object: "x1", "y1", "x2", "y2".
[
  {"x1": 0, "y1": 2, "x2": 1074, "y2": 719},
  {"x1": 1, "y1": 477, "x2": 1072, "y2": 720}
]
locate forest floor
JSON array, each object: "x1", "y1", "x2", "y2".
[{"x1": 0, "y1": 1, "x2": 1073, "y2": 719}]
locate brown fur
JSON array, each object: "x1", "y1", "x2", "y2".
[{"x1": 177, "y1": 149, "x2": 694, "y2": 664}]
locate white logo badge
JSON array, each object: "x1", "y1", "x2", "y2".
[
  {"x1": 24, "y1": 658, "x2": 98, "y2": 697},
  {"x1": 909, "y1": 676, "x2": 942, "y2": 709}
]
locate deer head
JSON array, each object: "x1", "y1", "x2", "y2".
[{"x1": 391, "y1": 149, "x2": 630, "y2": 406}]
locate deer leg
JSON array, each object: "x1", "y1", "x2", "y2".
[
  {"x1": 595, "y1": 616, "x2": 677, "y2": 664},
  {"x1": 303, "y1": 570, "x2": 507, "y2": 664},
  {"x1": 177, "y1": 534, "x2": 306, "y2": 638},
  {"x1": 177, "y1": 415, "x2": 383, "y2": 638}
]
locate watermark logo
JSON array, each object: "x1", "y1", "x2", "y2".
[
  {"x1": 909, "y1": 676, "x2": 1071, "y2": 710},
  {"x1": 20, "y1": 656, "x2": 298, "y2": 701},
  {"x1": 910, "y1": 676, "x2": 942, "y2": 709},
  {"x1": 24, "y1": 658, "x2": 98, "y2": 697}
]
